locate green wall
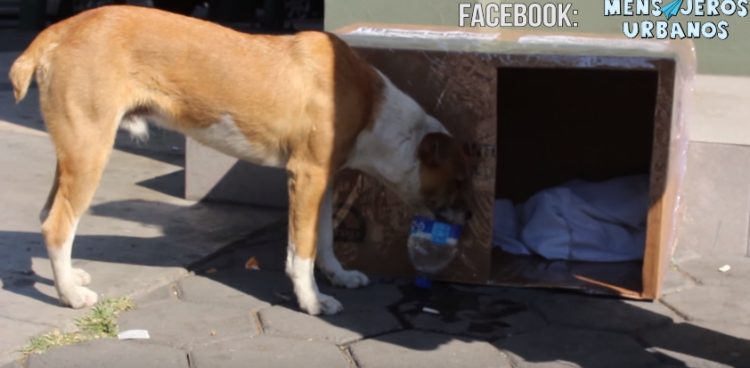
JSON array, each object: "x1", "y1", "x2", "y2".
[{"x1": 326, "y1": 0, "x2": 750, "y2": 75}]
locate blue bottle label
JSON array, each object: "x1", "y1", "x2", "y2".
[{"x1": 410, "y1": 217, "x2": 461, "y2": 246}]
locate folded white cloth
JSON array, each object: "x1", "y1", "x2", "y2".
[{"x1": 493, "y1": 175, "x2": 649, "y2": 262}]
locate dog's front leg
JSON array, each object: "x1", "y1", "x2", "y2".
[
  {"x1": 316, "y1": 183, "x2": 370, "y2": 288},
  {"x1": 285, "y1": 164, "x2": 343, "y2": 315}
]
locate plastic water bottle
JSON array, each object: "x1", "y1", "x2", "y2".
[{"x1": 407, "y1": 216, "x2": 462, "y2": 288}]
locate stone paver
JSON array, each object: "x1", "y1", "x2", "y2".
[
  {"x1": 350, "y1": 330, "x2": 511, "y2": 368},
  {"x1": 661, "y1": 284, "x2": 750, "y2": 325},
  {"x1": 177, "y1": 275, "x2": 273, "y2": 311},
  {"x1": 661, "y1": 265, "x2": 698, "y2": 295},
  {"x1": 118, "y1": 299, "x2": 257, "y2": 349},
  {"x1": 26, "y1": 339, "x2": 188, "y2": 368},
  {"x1": 640, "y1": 321, "x2": 750, "y2": 368},
  {"x1": 79, "y1": 260, "x2": 190, "y2": 303},
  {"x1": 0, "y1": 289, "x2": 88, "y2": 331},
  {"x1": 676, "y1": 256, "x2": 750, "y2": 287},
  {"x1": 398, "y1": 294, "x2": 547, "y2": 340},
  {"x1": 1, "y1": 360, "x2": 22, "y2": 368},
  {"x1": 259, "y1": 305, "x2": 402, "y2": 345},
  {"x1": 530, "y1": 293, "x2": 678, "y2": 333},
  {"x1": 0, "y1": 317, "x2": 49, "y2": 360},
  {"x1": 674, "y1": 142, "x2": 750, "y2": 258},
  {"x1": 495, "y1": 326, "x2": 661, "y2": 368},
  {"x1": 133, "y1": 283, "x2": 181, "y2": 306},
  {"x1": 190, "y1": 335, "x2": 350, "y2": 368}
]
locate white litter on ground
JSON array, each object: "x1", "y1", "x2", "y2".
[
  {"x1": 117, "y1": 329, "x2": 151, "y2": 340},
  {"x1": 719, "y1": 265, "x2": 731, "y2": 273}
]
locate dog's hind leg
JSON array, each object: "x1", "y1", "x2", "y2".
[
  {"x1": 39, "y1": 162, "x2": 59, "y2": 224},
  {"x1": 39, "y1": 162, "x2": 92, "y2": 287},
  {"x1": 40, "y1": 107, "x2": 119, "y2": 308}
]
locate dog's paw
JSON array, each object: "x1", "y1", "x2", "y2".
[
  {"x1": 61, "y1": 286, "x2": 98, "y2": 309},
  {"x1": 298, "y1": 292, "x2": 343, "y2": 315},
  {"x1": 72, "y1": 268, "x2": 91, "y2": 286},
  {"x1": 328, "y1": 269, "x2": 370, "y2": 289},
  {"x1": 316, "y1": 293, "x2": 344, "y2": 315}
]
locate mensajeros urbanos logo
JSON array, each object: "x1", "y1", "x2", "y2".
[{"x1": 605, "y1": 0, "x2": 748, "y2": 40}]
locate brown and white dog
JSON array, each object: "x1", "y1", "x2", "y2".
[{"x1": 9, "y1": 6, "x2": 467, "y2": 315}]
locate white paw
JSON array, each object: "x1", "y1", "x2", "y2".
[
  {"x1": 328, "y1": 269, "x2": 370, "y2": 289},
  {"x1": 298, "y1": 292, "x2": 343, "y2": 315},
  {"x1": 72, "y1": 268, "x2": 91, "y2": 286},
  {"x1": 61, "y1": 286, "x2": 98, "y2": 309}
]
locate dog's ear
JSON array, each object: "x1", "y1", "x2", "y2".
[{"x1": 418, "y1": 132, "x2": 452, "y2": 168}]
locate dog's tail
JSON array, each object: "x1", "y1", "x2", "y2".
[{"x1": 9, "y1": 23, "x2": 67, "y2": 103}]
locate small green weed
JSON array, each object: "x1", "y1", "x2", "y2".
[{"x1": 20, "y1": 297, "x2": 135, "y2": 356}]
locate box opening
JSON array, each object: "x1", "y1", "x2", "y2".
[{"x1": 490, "y1": 67, "x2": 660, "y2": 297}]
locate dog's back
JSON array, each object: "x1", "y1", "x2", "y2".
[{"x1": 10, "y1": 5, "x2": 381, "y2": 153}]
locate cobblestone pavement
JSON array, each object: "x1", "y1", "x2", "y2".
[{"x1": 6, "y1": 221, "x2": 749, "y2": 368}]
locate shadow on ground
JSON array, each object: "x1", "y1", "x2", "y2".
[
  {"x1": 0, "y1": 199, "x2": 278, "y2": 302},
  {"x1": 182, "y1": 220, "x2": 750, "y2": 367}
]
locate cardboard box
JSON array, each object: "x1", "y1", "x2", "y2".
[{"x1": 332, "y1": 25, "x2": 695, "y2": 299}]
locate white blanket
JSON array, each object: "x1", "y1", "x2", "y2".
[{"x1": 493, "y1": 176, "x2": 649, "y2": 262}]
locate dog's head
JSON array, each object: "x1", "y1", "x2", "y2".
[{"x1": 415, "y1": 131, "x2": 471, "y2": 224}]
